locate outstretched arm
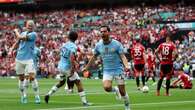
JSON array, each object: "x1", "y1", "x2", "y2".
[
  {"x1": 83, "y1": 54, "x2": 97, "y2": 71},
  {"x1": 172, "y1": 79, "x2": 181, "y2": 87}
]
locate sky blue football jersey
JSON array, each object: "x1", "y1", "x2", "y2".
[
  {"x1": 58, "y1": 41, "x2": 77, "y2": 71},
  {"x1": 94, "y1": 39, "x2": 124, "y2": 74},
  {"x1": 16, "y1": 31, "x2": 37, "y2": 60}
]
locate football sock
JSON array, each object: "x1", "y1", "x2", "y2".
[
  {"x1": 145, "y1": 76, "x2": 149, "y2": 82},
  {"x1": 166, "y1": 79, "x2": 170, "y2": 94},
  {"x1": 79, "y1": 91, "x2": 87, "y2": 103},
  {"x1": 18, "y1": 80, "x2": 26, "y2": 97},
  {"x1": 136, "y1": 77, "x2": 140, "y2": 87},
  {"x1": 142, "y1": 76, "x2": 145, "y2": 86},
  {"x1": 157, "y1": 79, "x2": 163, "y2": 90},
  {"x1": 23, "y1": 79, "x2": 29, "y2": 97},
  {"x1": 111, "y1": 87, "x2": 116, "y2": 92},
  {"x1": 31, "y1": 79, "x2": 39, "y2": 97},
  {"x1": 122, "y1": 92, "x2": 130, "y2": 104},
  {"x1": 48, "y1": 86, "x2": 58, "y2": 96}
]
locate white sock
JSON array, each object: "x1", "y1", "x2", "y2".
[
  {"x1": 48, "y1": 86, "x2": 58, "y2": 96},
  {"x1": 23, "y1": 79, "x2": 30, "y2": 97},
  {"x1": 24, "y1": 79, "x2": 29, "y2": 89},
  {"x1": 18, "y1": 80, "x2": 26, "y2": 97},
  {"x1": 79, "y1": 91, "x2": 87, "y2": 103},
  {"x1": 64, "y1": 83, "x2": 68, "y2": 90},
  {"x1": 122, "y1": 92, "x2": 130, "y2": 105},
  {"x1": 31, "y1": 79, "x2": 39, "y2": 97},
  {"x1": 111, "y1": 87, "x2": 116, "y2": 92}
]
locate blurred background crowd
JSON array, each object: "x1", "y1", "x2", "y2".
[{"x1": 0, "y1": 0, "x2": 195, "y2": 78}]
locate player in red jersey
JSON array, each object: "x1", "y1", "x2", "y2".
[
  {"x1": 145, "y1": 48, "x2": 156, "y2": 85},
  {"x1": 155, "y1": 36, "x2": 177, "y2": 96},
  {"x1": 131, "y1": 35, "x2": 146, "y2": 90},
  {"x1": 170, "y1": 71, "x2": 192, "y2": 89}
]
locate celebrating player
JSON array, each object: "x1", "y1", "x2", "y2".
[
  {"x1": 11, "y1": 20, "x2": 40, "y2": 104},
  {"x1": 44, "y1": 31, "x2": 91, "y2": 106},
  {"x1": 83, "y1": 26, "x2": 131, "y2": 110}
]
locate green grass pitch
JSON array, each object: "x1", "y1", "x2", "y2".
[{"x1": 0, "y1": 78, "x2": 194, "y2": 110}]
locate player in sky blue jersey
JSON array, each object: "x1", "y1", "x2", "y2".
[
  {"x1": 83, "y1": 26, "x2": 131, "y2": 110},
  {"x1": 44, "y1": 31, "x2": 91, "y2": 106},
  {"x1": 11, "y1": 20, "x2": 40, "y2": 104}
]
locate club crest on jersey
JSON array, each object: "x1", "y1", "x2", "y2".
[{"x1": 111, "y1": 48, "x2": 115, "y2": 52}]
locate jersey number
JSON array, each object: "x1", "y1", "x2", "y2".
[
  {"x1": 134, "y1": 48, "x2": 141, "y2": 57},
  {"x1": 162, "y1": 46, "x2": 169, "y2": 55},
  {"x1": 61, "y1": 47, "x2": 70, "y2": 58}
]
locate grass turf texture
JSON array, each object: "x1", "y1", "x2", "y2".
[{"x1": 0, "y1": 78, "x2": 194, "y2": 110}]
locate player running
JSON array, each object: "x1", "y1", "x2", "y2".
[
  {"x1": 44, "y1": 31, "x2": 91, "y2": 106},
  {"x1": 83, "y1": 26, "x2": 131, "y2": 110}
]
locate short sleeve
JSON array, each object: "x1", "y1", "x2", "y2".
[
  {"x1": 117, "y1": 41, "x2": 124, "y2": 54},
  {"x1": 94, "y1": 44, "x2": 100, "y2": 56}
]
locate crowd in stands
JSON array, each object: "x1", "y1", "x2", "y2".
[{"x1": 0, "y1": 4, "x2": 195, "y2": 78}]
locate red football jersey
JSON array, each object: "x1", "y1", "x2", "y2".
[
  {"x1": 178, "y1": 73, "x2": 191, "y2": 86},
  {"x1": 147, "y1": 52, "x2": 155, "y2": 68},
  {"x1": 157, "y1": 42, "x2": 176, "y2": 65},
  {"x1": 131, "y1": 43, "x2": 145, "y2": 64}
]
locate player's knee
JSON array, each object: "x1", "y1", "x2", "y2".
[
  {"x1": 29, "y1": 76, "x2": 35, "y2": 81},
  {"x1": 28, "y1": 73, "x2": 36, "y2": 81},
  {"x1": 58, "y1": 80, "x2": 66, "y2": 87},
  {"x1": 166, "y1": 75, "x2": 171, "y2": 80},
  {"x1": 19, "y1": 75, "x2": 25, "y2": 81}
]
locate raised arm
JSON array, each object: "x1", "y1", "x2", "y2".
[{"x1": 14, "y1": 29, "x2": 29, "y2": 41}]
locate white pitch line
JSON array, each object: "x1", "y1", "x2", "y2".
[
  {"x1": 36, "y1": 100, "x2": 195, "y2": 110},
  {"x1": 0, "y1": 89, "x2": 152, "y2": 97},
  {"x1": 0, "y1": 98, "x2": 107, "y2": 105}
]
